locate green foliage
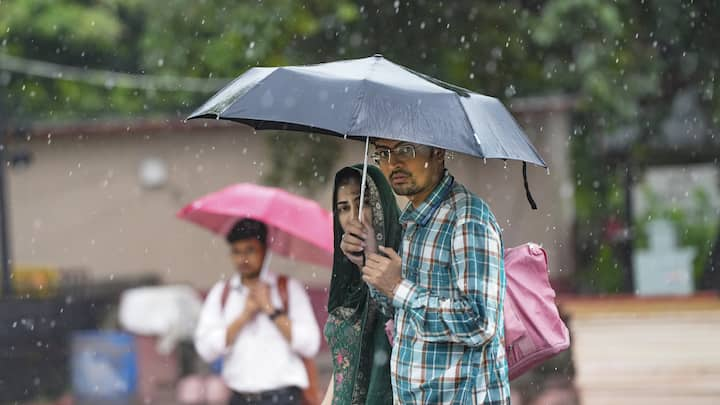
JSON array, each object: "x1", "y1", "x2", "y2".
[
  {"x1": 578, "y1": 243, "x2": 624, "y2": 294},
  {"x1": 534, "y1": 0, "x2": 720, "y2": 130},
  {"x1": 3, "y1": 0, "x2": 719, "y2": 128},
  {"x1": 541, "y1": 1, "x2": 720, "y2": 292},
  {"x1": 0, "y1": 0, "x2": 359, "y2": 119}
]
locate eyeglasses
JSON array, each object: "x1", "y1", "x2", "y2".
[{"x1": 371, "y1": 144, "x2": 426, "y2": 165}]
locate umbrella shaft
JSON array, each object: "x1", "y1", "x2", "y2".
[{"x1": 358, "y1": 136, "x2": 370, "y2": 222}]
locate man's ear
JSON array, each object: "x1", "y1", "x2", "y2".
[{"x1": 433, "y1": 148, "x2": 446, "y2": 161}]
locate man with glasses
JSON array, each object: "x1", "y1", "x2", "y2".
[
  {"x1": 194, "y1": 218, "x2": 321, "y2": 405},
  {"x1": 340, "y1": 140, "x2": 510, "y2": 404}
]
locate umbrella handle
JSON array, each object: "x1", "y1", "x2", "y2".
[{"x1": 358, "y1": 136, "x2": 370, "y2": 222}]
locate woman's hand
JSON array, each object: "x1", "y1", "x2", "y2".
[
  {"x1": 340, "y1": 218, "x2": 367, "y2": 267},
  {"x1": 363, "y1": 221, "x2": 378, "y2": 257},
  {"x1": 340, "y1": 218, "x2": 378, "y2": 269}
]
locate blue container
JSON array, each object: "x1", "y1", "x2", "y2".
[
  {"x1": 210, "y1": 357, "x2": 223, "y2": 375},
  {"x1": 71, "y1": 331, "x2": 137, "y2": 402}
]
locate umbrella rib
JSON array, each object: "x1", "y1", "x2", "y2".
[
  {"x1": 345, "y1": 56, "x2": 382, "y2": 136},
  {"x1": 217, "y1": 67, "x2": 278, "y2": 118},
  {"x1": 452, "y1": 95, "x2": 488, "y2": 159}
]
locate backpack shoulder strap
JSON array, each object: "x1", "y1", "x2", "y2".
[
  {"x1": 277, "y1": 275, "x2": 289, "y2": 311},
  {"x1": 219, "y1": 279, "x2": 231, "y2": 311}
]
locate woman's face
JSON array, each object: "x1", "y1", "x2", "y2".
[{"x1": 335, "y1": 178, "x2": 373, "y2": 233}]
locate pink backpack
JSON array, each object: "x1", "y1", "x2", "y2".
[
  {"x1": 504, "y1": 243, "x2": 570, "y2": 380},
  {"x1": 383, "y1": 243, "x2": 570, "y2": 381}
]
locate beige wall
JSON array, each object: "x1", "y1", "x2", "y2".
[
  {"x1": 10, "y1": 127, "x2": 288, "y2": 289},
  {"x1": 9, "y1": 103, "x2": 574, "y2": 290}
]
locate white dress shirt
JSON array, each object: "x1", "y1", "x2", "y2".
[{"x1": 194, "y1": 262, "x2": 321, "y2": 393}]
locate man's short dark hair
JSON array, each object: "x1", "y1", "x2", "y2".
[{"x1": 226, "y1": 218, "x2": 267, "y2": 245}]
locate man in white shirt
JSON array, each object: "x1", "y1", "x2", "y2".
[{"x1": 194, "y1": 218, "x2": 321, "y2": 405}]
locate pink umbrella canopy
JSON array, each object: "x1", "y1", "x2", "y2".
[{"x1": 177, "y1": 183, "x2": 333, "y2": 267}]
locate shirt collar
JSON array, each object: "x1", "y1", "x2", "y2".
[{"x1": 400, "y1": 171, "x2": 454, "y2": 227}]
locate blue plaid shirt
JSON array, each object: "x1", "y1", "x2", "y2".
[{"x1": 375, "y1": 172, "x2": 509, "y2": 404}]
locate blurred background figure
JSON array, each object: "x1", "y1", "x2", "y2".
[{"x1": 194, "y1": 219, "x2": 321, "y2": 405}]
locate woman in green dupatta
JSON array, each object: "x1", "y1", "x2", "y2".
[{"x1": 321, "y1": 165, "x2": 401, "y2": 405}]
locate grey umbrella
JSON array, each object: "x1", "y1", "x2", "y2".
[{"x1": 188, "y1": 54, "x2": 546, "y2": 208}]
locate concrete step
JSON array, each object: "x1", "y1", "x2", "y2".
[{"x1": 561, "y1": 295, "x2": 720, "y2": 405}]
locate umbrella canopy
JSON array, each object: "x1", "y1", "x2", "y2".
[
  {"x1": 188, "y1": 54, "x2": 546, "y2": 168},
  {"x1": 177, "y1": 183, "x2": 334, "y2": 267}
]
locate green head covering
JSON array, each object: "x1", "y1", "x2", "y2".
[{"x1": 324, "y1": 164, "x2": 401, "y2": 405}]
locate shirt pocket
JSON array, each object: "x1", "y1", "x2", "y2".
[{"x1": 416, "y1": 244, "x2": 453, "y2": 296}]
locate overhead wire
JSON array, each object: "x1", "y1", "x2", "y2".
[{"x1": 0, "y1": 53, "x2": 231, "y2": 93}]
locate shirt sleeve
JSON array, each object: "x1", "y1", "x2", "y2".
[
  {"x1": 367, "y1": 283, "x2": 395, "y2": 318},
  {"x1": 392, "y1": 219, "x2": 503, "y2": 347},
  {"x1": 193, "y1": 282, "x2": 229, "y2": 362},
  {"x1": 287, "y1": 278, "x2": 321, "y2": 358}
]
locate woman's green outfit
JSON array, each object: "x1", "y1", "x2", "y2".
[{"x1": 324, "y1": 165, "x2": 402, "y2": 405}]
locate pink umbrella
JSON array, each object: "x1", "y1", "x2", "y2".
[{"x1": 177, "y1": 183, "x2": 333, "y2": 267}]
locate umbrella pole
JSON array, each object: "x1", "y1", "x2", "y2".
[
  {"x1": 358, "y1": 136, "x2": 370, "y2": 222},
  {"x1": 0, "y1": 88, "x2": 11, "y2": 297},
  {"x1": 358, "y1": 136, "x2": 370, "y2": 266}
]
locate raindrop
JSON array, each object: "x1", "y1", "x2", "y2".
[
  {"x1": 504, "y1": 85, "x2": 517, "y2": 98},
  {"x1": 374, "y1": 349, "x2": 390, "y2": 365}
]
